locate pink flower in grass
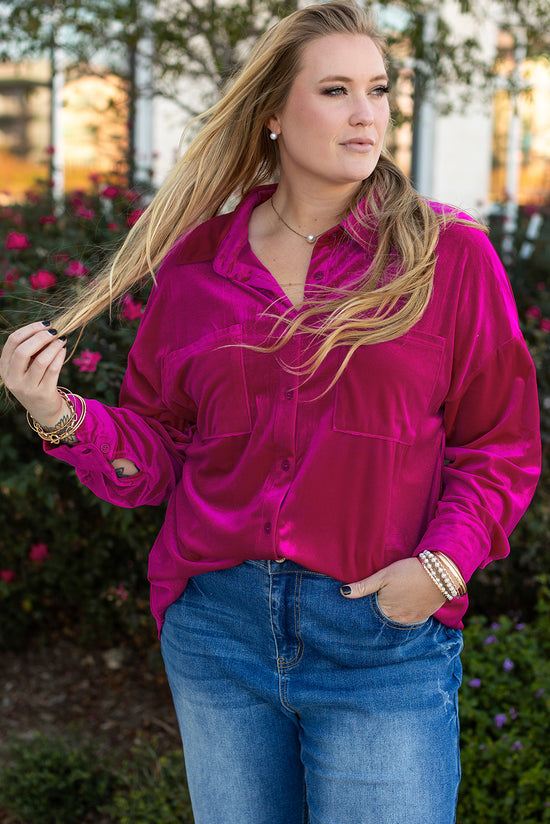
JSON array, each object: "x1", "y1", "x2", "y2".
[
  {"x1": 525, "y1": 306, "x2": 542, "y2": 320},
  {"x1": 5, "y1": 231, "x2": 31, "y2": 250},
  {"x1": 65, "y1": 260, "x2": 89, "y2": 277},
  {"x1": 29, "y1": 543, "x2": 50, "y2": 563},
  {"x1": 1, "y1": 569, "x2": 16, "y2": 582},
  {"x1": 39, "y1": 215, "x2": 57, "y2": 225},
  {"x1": 30, "y1": 270, "x2": 57, "y2": 290},
  {"x1": 540, "y1": 318, "x2": 550, "y2": 333},
  {"x1": 73, "y1": 349, "x2": 102, "y2": 372},
  {"x1": 121, "y1": 294, "x2": 143, "y2": 321}
]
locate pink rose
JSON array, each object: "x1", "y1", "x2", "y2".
[
  {"x1": 540, "y1": 318, "x2": 550, "y2": 332},
  {"x1": 121, "y1": 294, "x2": 143, "y2": 321},
  {"x1": 73, "y1": 349, "x2": 102, "y2": 372},
  {"x1": 39, "y1": 215, "x2": 57, "y2": 225},
  {"x1": 525, "y1": 306, "x2": 542, "y2": 319},
  {"x1": 1, "y1": 569, "x2": 16, "y2": 582},
  {"x1": 30, "y1": 270, "x2": 57, "y2": 290},
  {"x1": 29, "y1": 543, "x2": 51, "y2": 563},
  {"x1": 65, "y1": 260, "x2": 89, "y2": 277},
  {"x1": 126, "y1": 208, "x2": 144, "y2": 227},
  {"x1": 102, "y1": 185, "x2": 120, "y2": 198},
  {"x1": 5, "y1": 231, "x2": 31, "y2": 250},
  {"x1": 76, "y1": 205, "x2": 94, "y2": 220}
]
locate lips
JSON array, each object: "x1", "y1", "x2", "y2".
[{"x1": 340, "y1": 138, "x2": 376, "y2": 151}]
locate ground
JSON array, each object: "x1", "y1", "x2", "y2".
[{"x1": 0, "y1": 638, "x2": 181, "y2": 822}]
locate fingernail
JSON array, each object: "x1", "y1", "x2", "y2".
[
  {"x1": 42, "y1": 320, "x2": 51, "y2": 327},
  {"x1": 59, "y1": 336, "x2": 67, "y2": 342},
  {"x1": 341, "y1": 585, "x2": 352, "y2": 595},
  {"x1": 47, "y1": 328, "x2": 58, "y2": 336}
]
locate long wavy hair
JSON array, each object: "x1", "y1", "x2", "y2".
[{"x1": 52, "y1": 0, "x2": 477, "y2": 378}]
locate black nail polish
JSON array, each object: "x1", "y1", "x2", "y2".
[
  {"x1": 42, "y1": 320, "x2": 51, "y2": 327},
  {"x1": 47, "y1": 328, "x2": 58, "y2": 336},
  {"x1": 341, "y1": 585, "x2": 352, "y2": 595},
  {"x1": 59, "y1": 336, "x2": 67, "y2": 342}
]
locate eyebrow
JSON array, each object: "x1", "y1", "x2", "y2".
[{"x1": 318, "y1": 74, "x2": 388, "y2": 83}]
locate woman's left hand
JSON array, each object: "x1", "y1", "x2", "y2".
[{"x1": 340, "y1": 558, "x2": 447, "y2": 624}]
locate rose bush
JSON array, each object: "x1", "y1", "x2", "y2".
[{"x1": 0, "y1": 179, "x2": 163, "y2": 650}]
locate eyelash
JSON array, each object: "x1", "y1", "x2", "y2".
[{"x1": 322, "y1": 84, "x2": 391, "y2": 97}]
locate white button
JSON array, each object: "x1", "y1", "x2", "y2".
[{"x1": 274, "y1": 557, "x2": 286, "y2": 564}]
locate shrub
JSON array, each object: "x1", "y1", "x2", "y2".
[
  {"x1": 105, "y1": 741, "x2": 194, "y2": 824},
  {"x1": 0, "y1": 733, "x2": 116, "y2": 824},
  {"x1": 0, "y1": 180, "x2": 164, "y2": 650},
  {"x1": 457, "y1": 580, "x2": 550, "y2": 823},
  {"x1": 467, "y1": 206, "x2": 550, "y2": 620}
]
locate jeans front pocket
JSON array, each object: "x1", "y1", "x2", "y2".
[{"x1": 370, "y1": 591, "x2": 432, "y2": 630}]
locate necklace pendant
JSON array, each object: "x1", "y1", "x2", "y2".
[{"x1": 306, "y1": 234, "x2": 316, "y2": 243}]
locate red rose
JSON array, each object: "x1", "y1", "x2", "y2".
[
  {"x1": 73, "y1": 349, "x2": 102, "y2": 372},
  {"x1": 29, "y1": 543, "x2": 51, "y2": 563},
  {"x1": 65, "y1": 260, "x2": 89, "y2": 277},
  {"x1": 30, "y1": 270, "x2": 57, "y2": 290},
  {"x1": 1, "y1": 569, "x2": 16, "y2": 583},
  {"x1": 5, "y1": 231, "x2": 31, "y2": 250}
]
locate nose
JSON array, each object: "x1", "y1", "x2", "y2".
[{"x1": 349, "y1": 95, "x2": 375, "y2": 126}]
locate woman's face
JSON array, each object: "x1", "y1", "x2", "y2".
[{"x1": 269, "y1": 34, "x2": 390, "y2": 196}]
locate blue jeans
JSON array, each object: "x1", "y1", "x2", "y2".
[{"x1": 161, "y1": 560, "x2": 463, "y2": 824}]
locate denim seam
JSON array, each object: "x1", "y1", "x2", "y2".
[{"x1": 280, "y1": 573, "x2": 304, "y2": 669}]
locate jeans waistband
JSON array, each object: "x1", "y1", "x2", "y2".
[{"x1": 245, "y1": 558, "x2": 326, "y2": 576}]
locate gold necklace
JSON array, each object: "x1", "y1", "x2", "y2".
[{"x1": 270, "y1": 198, "x2": 321, "y2": 244}]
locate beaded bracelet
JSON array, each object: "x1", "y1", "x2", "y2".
[
  {"x1": 27, "y1": 388, "x2": 87, "y2": 445},
  {"x1": 435, "y1": 553, "x2": 467, "y2": 598},
  {"x1": 418, "y1": 550, "x2": 467, "y2": 601}
]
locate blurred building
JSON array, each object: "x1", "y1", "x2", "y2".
[{"x1": 0, "y1": 6, "x2": 549, "y2": 214}]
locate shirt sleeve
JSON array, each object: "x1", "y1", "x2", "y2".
[
  {"x1": 415, "y1": 231, "x2": 541, "y2": 580},
  {"x1": 44, "y1": 257, "x2": 196, "y2": 509}
]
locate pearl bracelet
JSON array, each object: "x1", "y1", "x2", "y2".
[{"x1": 418, "y1": 550, "x2": 467, "y2": 601}]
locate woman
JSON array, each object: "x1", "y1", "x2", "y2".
[{"x1": 0, "y1": 2, "x2": 540, "y2": 822}]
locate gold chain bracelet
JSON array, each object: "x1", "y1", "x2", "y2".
[{"x1": 27, "y1": 387, "x2": 87, "y2": 445}]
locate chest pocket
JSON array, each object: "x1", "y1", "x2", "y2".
[
  {"x1": 333, "y1": 330, "x2": 445, "y2": 446},
  {"x1": 162, "y1": 324, "x2": 252, "y2": 440}
]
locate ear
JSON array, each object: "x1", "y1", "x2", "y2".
[{"x1": 267, "y1": 115, "x2": 281, "y2": 137}]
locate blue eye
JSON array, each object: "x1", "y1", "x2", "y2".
[
  {"x1": 322, "y1": 86, "x2": 347, "y2": 96},
  {"x1": 372, "y1": 84, "x2": 391, "y2": 97}
]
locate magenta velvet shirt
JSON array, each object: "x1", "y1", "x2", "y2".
[{"x1": 46, "y1": 185, "x2": 541, "y2": 635}]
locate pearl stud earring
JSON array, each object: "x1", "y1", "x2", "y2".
[{"x1": 269, "y1": 132, "x2": 278, "y2": 141}]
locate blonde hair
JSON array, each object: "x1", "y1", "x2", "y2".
[{"x1": 52, "y1": 0, "x2": 477, "y2": 376}]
